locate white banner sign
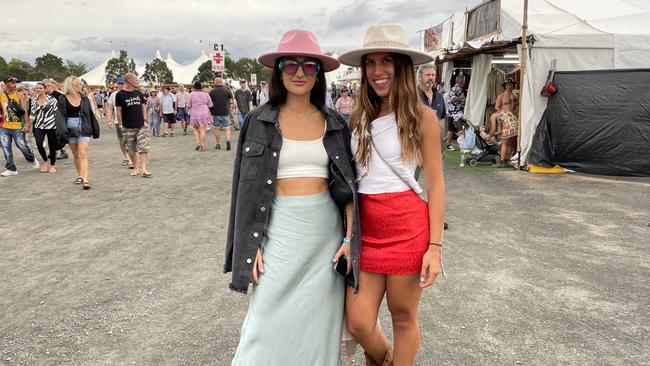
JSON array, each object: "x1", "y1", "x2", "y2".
[
  {"x1": 212, "y1": 44, "x2": 225, "y2": 72},
  {"x1": 250, "y1": 74, "x2": 257, "y2": 85}
]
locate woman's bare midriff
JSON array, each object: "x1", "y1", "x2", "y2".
[{"x1": 275, "y1": 178, "x2": 329, "y2": 196}]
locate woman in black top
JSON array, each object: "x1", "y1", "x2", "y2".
[
  {"x1": 30, "y1": 82, "x2": 58, "y2": 173},
  {"x1": 58, "y1": 76, "x2": 100, "y2": 190}
]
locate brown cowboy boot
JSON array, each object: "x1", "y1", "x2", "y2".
[
  {"x1": 365, "y1": 352, "x2": 381, "y2": 366},
  {"x1": 382, "y1": 344, "x2": 394, "y2": 366}
]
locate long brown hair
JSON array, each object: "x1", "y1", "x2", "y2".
[{"x1": 350, "y1": 53, "x2": 422, "y2": 166}]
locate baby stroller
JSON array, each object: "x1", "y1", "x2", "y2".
[{"x1": 456, "y1": 118, "x2": 500, "y2": 167}]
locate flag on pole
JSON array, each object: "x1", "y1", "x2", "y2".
[{"x1": 423, "y1": 23, "x2": 444, "y2": 52}]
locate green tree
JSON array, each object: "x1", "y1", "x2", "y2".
[
  {"x1": 104, "y1": 50, "x2": 137, "y2": 84},
  {"x1": 192, "y1": 60, "x2": 216, "y2": 84},
  {"x1": 0, "y1": 56, "x2": 8, "y2": 78},
  {"x1": 34, "y1": 53, "x2": 67, "y2": 80},
  {"x1": 140, "y1": 58, "x2": 174, "y2": 86},
  {"x1": 65, "y1": 60, "x2": 87, "y2": 77},
  {"x1": 5, "y1": 58, "x2": 37, "y2": 81}
]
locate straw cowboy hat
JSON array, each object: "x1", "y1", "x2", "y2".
[
  {"x1": 258, "y1": 29, "x2": 340, "y2": 72},
  {"x1": 339, "y1": 23, "x2": 434, "y2": 67}
]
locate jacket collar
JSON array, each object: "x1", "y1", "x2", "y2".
[{"x1": 257, "y1": 103, "x2": 344, "y2": 131}]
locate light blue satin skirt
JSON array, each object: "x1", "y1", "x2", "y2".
[{"x1": 232, "y1": 192, "x2": 345, "y2": 366}]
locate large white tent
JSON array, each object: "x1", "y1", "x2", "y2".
[
  {"x1": 435, "y1": 0, "x2": 650, "y2": 163},
  {"x1": 80, "y1": 50, "x2": 210, "y2": 86}
]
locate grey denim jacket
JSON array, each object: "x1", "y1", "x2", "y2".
[{"x1": 224, "y1": 103, "x2": 361, "y2": 294}]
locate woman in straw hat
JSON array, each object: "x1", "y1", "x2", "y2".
[
  {"x1": 339, "y1": 23, "x2": 446, "y2": 365},
  {"x1": 225, "y1": 29, "x2": 360, "y2": 365}
]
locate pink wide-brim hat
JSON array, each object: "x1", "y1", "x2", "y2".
[{"x1": 258, "y1": 30, "x2": 340, "y2": 72}]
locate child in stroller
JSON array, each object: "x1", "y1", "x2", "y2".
[{"x1": 455, "y1": 117, "x2": 501, "y2": 166}]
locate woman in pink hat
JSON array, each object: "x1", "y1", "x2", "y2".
[
  {"x1": 225, "y1": 29, "x2": 360, "y2": 365},
  {"x1": 339, "y1": 23, "x2": 446, "y2": 365}
]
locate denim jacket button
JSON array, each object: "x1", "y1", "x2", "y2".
[
  {"x1": 267, "y1": 180, "x2": 272, "y2": 185},
  {"x1": 260, "y1": 207, "x2": 266, "y2": 212},
  {"x1": 273, "y1": 152, "x2": 277, "y2": 157},
  {"x1": 246, "y1": 258, "x2": 252, "y2": 264},
  {"x1": 253, "y1": 232, "x2": 259, "y2": 238},
  {"x1": 335, "y1": 155, "x2": 339, "y2": 159},
  {"x1": 245, "y1": 147, "x2": 250, "y2": 152}
]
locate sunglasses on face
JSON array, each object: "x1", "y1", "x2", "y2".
[{"x1": 278, "y1": 58, "x2": 321, "y2": 76}]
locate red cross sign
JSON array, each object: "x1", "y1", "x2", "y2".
[{"x1": 212, "y1": 51, "x2": 225, "y2": 72}]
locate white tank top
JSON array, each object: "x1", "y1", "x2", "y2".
[
  {"x1": 351, "y1": 113, "x2": 422, "y2": 194},
  {"x1": 276, "y1": 124, "x2": 329, "y2": 179}
]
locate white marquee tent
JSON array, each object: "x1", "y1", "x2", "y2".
[
  {"x1": 80, "y1": 50, "x2": 211, "y2": 86},
  {"x1": 435, "y1": 0, "x2": 650, "y2": 163}
]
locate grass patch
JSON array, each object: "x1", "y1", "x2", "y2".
[{"x1": 443, "y1": 149, "x2": 500, "y2": 171}]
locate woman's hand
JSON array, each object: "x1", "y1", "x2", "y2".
[
  {"x1": 250, "y1": 249, "x2": 264, "y2": 285},
  {"x1": 419, "y1": 246, "x2": 441, "y2": 288},
  {"x1": 332, "y1": 242, "x2": 352, "y2": 274}
]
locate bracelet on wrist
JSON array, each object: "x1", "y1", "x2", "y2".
[
  {"x1": 342, "y1": 237, "x2": 351, "y2": 244},
  {"x1": 429, "y1": 242, "x2": 442, "y2": 247}
]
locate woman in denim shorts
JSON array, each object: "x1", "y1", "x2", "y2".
[{"x1": 58, "y1": 76, "x2": 100, "y2": 190}]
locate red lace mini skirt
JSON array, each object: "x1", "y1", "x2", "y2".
[{"x1": 359, "y1": 189, "x2": 429, "y2": 275}]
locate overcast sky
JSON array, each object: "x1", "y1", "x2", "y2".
[{"x1": 3, "y1": 0, "x2": 475, "y2": 69}]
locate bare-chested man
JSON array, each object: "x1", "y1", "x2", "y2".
[{"x1": 488, "y1": 79, "x2": 519, "y2": 167}]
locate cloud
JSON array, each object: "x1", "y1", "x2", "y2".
[{"x1": 2, "y1": 0, "x2": 476, "y2": 68}]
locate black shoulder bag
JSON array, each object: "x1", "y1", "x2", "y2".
[{"x1": 4, "y1": 92, "x2": 26, "y2": 118}]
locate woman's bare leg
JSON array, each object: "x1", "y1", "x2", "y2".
[
  {"x1": 346, "y1": 271, "x2": 390, "y2": 363},
  {"x1": 386, "y1": 273, "x2": 424, "y2": 365}
]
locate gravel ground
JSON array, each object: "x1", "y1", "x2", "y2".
[{"x1": 0, "y1": 122, "x2": 648, "y2": 365}]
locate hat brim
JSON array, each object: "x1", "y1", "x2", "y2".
[
  {"x1": 258, "y1": 52, "x2": 340, "y2": 72},
  {"x1": 339, "y1": 47, "x2": 434, "y2": 67}
]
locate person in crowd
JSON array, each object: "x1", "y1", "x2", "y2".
[
  {"x1": 339, "y1": 23, "x2": 445, "y2": 366},
  {"x1": 175, "y1": 84, "x2": 190, "y2": 135},
  {"x1": 234, "y1": 80, "x2": 253, "y2": 128},
  {"x1": 446, "y1": 73, "x2": 466, "y2": 151},
  {"x1": 45, "y1": 79, "x2": 70, "y2": 160},
  {"x1": 226, "y1": 29, "x2": 358, "y2": 365},
  {"x1": 330, "y1": 82, "x2": 340, "y2": 102},
  {"x1": 147, "y1": 89, "x2": 162, "y2": 136},
  {"x1": 208, "y1": 77, "x2": 234, "y2": 150},
  {"x1": 335, "y1": 87, "x2": 355, "y2": 123},
  {"x1": 106, "y1": 78, "x2": 133, "y2": 168},
  {"x1": 59, "y1": 76, "x2": 100, "y2": 189},
  {"x1": 491, "y1": 79, "x2": 519, "y2": 167},
  {"x1": 82, "y1": 85, "x2": 98, "y2": 118},
  {"x1": 115, "y1": 73, "x2": 152, "y2": 177},
  {"x1": 30, "y1": 82, "x2": 58, "y2": 173},
  {"x1": 0, "y1": 76, "x2": 39, "y2": 177},
  {"x1": 160, "y1": 87, "x2": 177, "y2": 137},
  {"x1": 250, "y1": 85, "x2": 259, "y2": 108},
  {"x1": 257, "y1": 81, "x2": 269, "y2": 106},
  {"x1": 187, "y1": 81, "x2": 213, "y2": 151},
  {"x1": 418, "y1": 63, "x2": 446, "y2": 125},
  {"x1": 94, "y1": 88, "x2": 105, "y2": 117}
]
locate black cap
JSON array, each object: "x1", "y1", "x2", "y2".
[{"x1": 3, "y1": 76, "x2": 19, "y2": 83}]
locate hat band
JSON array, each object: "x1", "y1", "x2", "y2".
[{"x1": 363, "y1": 40, "x2": 409, "y2": 49}]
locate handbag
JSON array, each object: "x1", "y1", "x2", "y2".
[{"x1": 4, "y1": 92, "x2": 26, "y2": 118}]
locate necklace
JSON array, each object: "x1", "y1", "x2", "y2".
[{"x1": 380, "y1": 97, "x2": 389, "y2": 104}]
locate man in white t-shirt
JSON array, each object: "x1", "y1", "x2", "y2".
[
  {"x1": 105, "y1": 77, "x2": 132, "y2": 168},
  {"x1": 160, "y1": 87, "x2": 177, "y2": 137}
]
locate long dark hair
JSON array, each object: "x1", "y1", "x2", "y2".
[{"x1": 268, "y1": 58, "x2": 327, "y2": 109}]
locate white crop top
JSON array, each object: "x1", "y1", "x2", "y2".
[
  {"x1": 276, "y1": 125, "x2": 329, "y2": 179},
  {"x1": 350, "y1": 113, "x2": 422, "y2": 194}
]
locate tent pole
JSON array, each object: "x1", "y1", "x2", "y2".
[{"x1": 517, "y1": 0, "x2": 529, "y2": 169}]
